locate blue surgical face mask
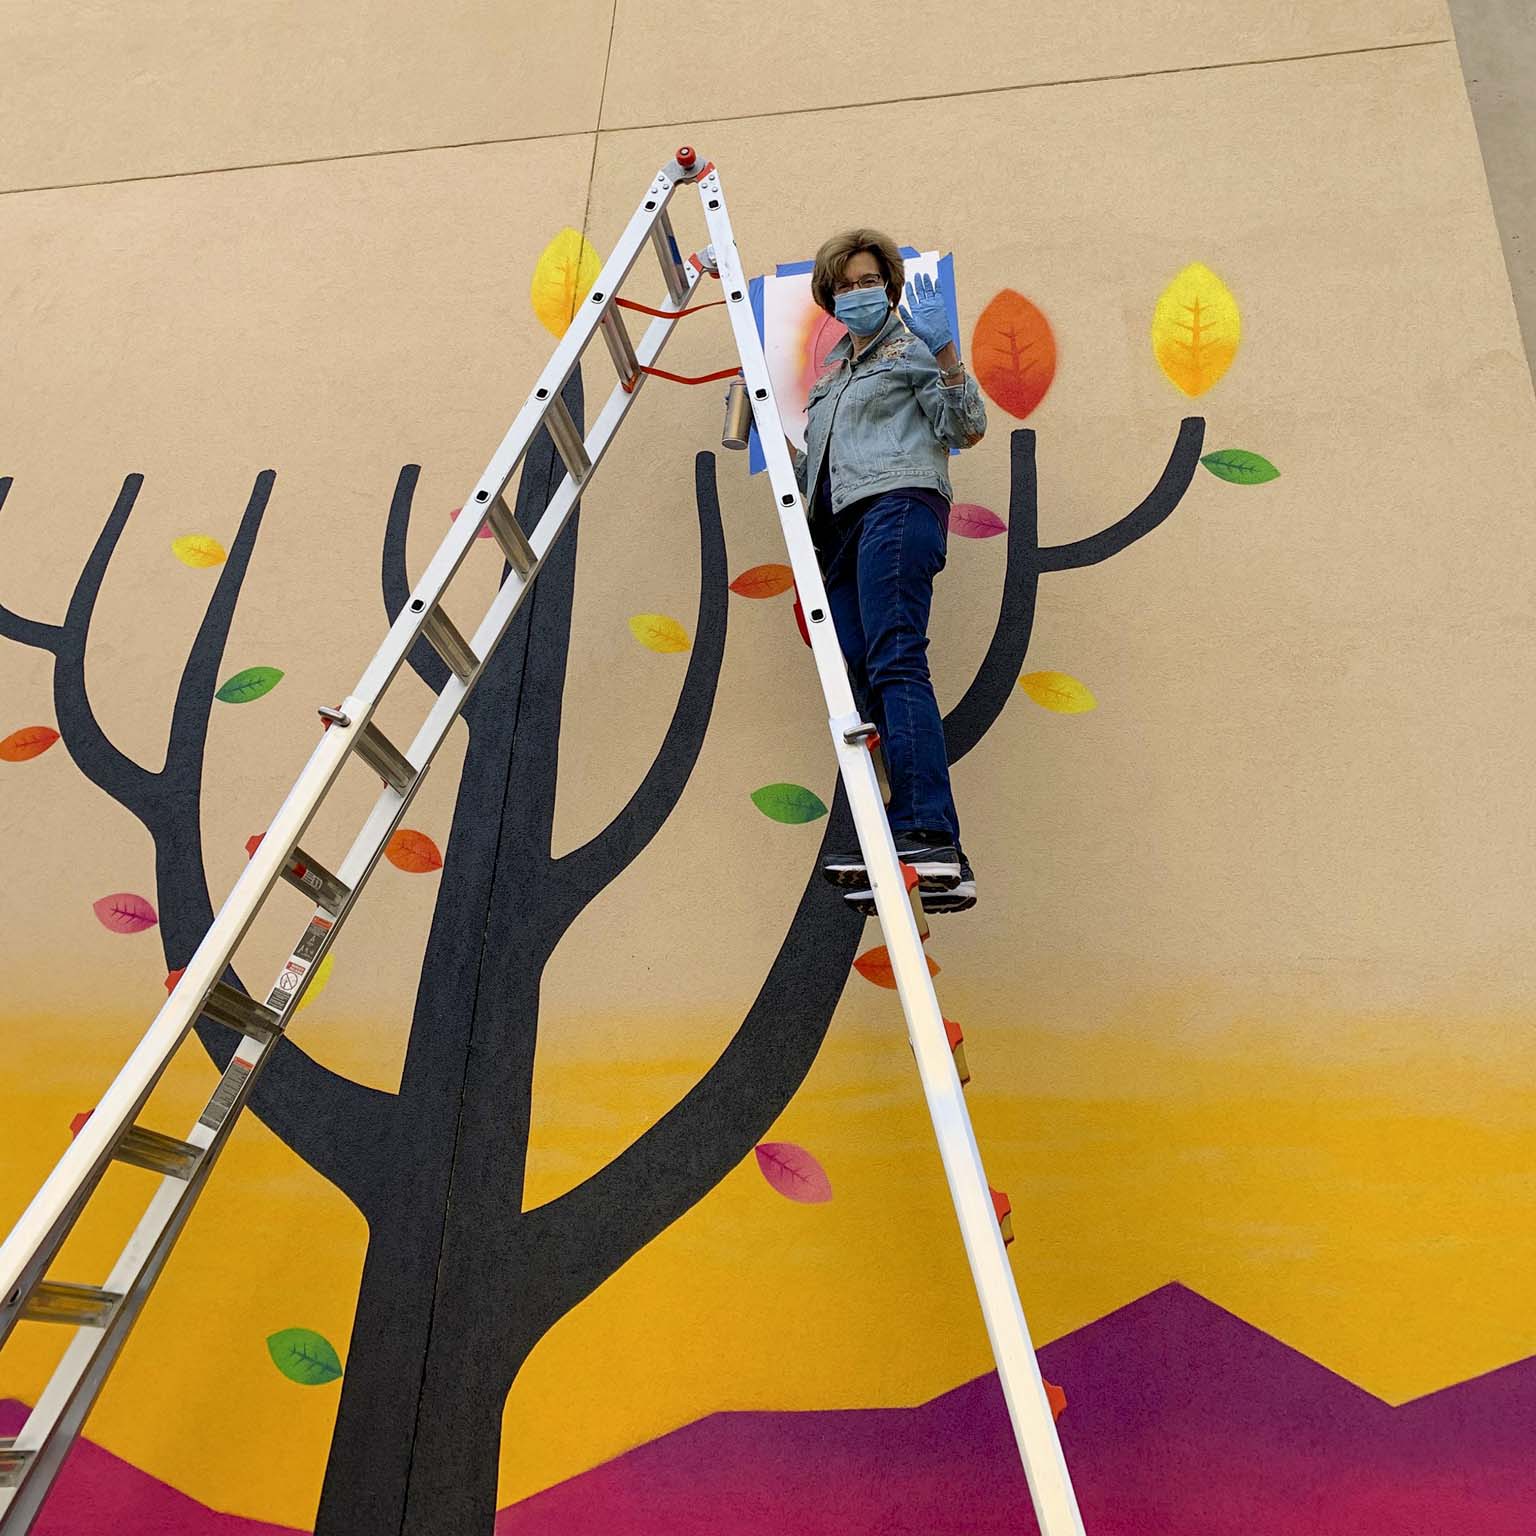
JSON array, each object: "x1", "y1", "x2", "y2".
[{"x1": 833, "y1": 286, "x2": 889, "y2": 336}]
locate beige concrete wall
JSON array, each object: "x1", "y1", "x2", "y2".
[{"x1": 2, "y1": 4, "x2": 1533, "y2": 1533}]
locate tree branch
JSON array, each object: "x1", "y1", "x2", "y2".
[
  {"x1": 381, "y1": 463, "x2": 452, "y2": 699},
  {"x1": 1036, "y1": 415, "x2": 1205, "y2": 571},
  {"x1": 144, "y1": 469, "x2": 392, "y2": 1211},
  {"x1": 551, "y1": 449, "x2": 728, "y2": 902},
  {"x1": 943, "y1": 429, "x2": 1042, "y2": 765},
  {"x1": 3, "y1": 469, "x2": 394, "y2": 1210},
  {"x1": 50, "y1": 476, "x2": 159, "y2": 806},
  {"x1": 162, "y1": 469, "x2": 276, "y2": 786},
  {"x1": 0, "y1": 478, "x2": 67, "y2": 649},
  {"x1": 525, "y1": 785, "x2": 862, "y2": 1320}
]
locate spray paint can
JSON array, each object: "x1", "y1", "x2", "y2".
[{"x1": 721, "y1": 374, "x2": 751, "y2": 450}]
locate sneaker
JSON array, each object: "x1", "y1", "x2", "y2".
[
  {"x1": 822, "y1": 833, "x2": 962, "y2": 891},
  {"x1": 844, "y1": 858, "x2": 977, "y2": 917}
]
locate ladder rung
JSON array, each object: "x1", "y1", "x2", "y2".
[
  {"x1": 486, "y1": 494, "x2": 535, "y2": 577},
  {"x1": 991, "y1": 1187, "x2": 1015, "y2": 1247},
  {"x1": 21, "y1": 1282, "x2": 120, "y2": 1328},
  {"x1": 0, "y1": 1441, "x2": 32, "y2": 1489},
  {"x1": 544, "y1": 395, "x2": 592, "y2": 485},
  {"x1": 599, "y1": 304, "x2": 640, "y2": 388},
  {"x1": 281, "y1": 846, "x2": 350, "y2": 913},
  {"x1": 201, "y1": 981, "x2": 283, "y2": 1042},
  {"x1": 354, "y1": 720, "x2": 416, "y2": 794},
  {"x1": 900, "y1": 863, "x2": 931, "y2": 942},
  {"x1": 944, "y1": 1018, "x2": 971, "y2": 1085},
  {"x1": 650, "y1": 210, "x2": 688, "y2": 305},
  {"x1": 419, "y1": 605, "x2": 479, "y2": 681},
  {"x1": 114, "y1": 1124, "x2": 203, "y2": 1180}
]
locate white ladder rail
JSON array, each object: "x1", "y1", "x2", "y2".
[
  {"x1": 695, "y1": 166, "x2": 1087, "y2": 1536},
  {"x1": 0, "y1": 156, "x2": 710, "y2": 1534}
]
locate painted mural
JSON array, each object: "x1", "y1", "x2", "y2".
[{"x1": 3, "y1": 205, "x2": 1533, "y2": 1536}]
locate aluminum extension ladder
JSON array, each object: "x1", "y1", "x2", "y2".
[{"x1": 0, "y1": 148, "x2": 1085, "y2": 1536}]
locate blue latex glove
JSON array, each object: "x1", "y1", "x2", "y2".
[{"x1": 899, "y1": 270, "x2": 955, "y2": 357}]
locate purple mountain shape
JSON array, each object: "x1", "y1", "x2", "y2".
[
  {"x1": 0, "y1": 1401, "x2": 303, "y2": 1536},
  {"x1": 495, "y1": 1282, "x2": 1536, "y2": 1536},
  {"x1": 4, "y1": 1285, "x2": 1532, "y2": 1535}
]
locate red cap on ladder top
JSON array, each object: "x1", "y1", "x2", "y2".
[{"x1": 676, "y1": 145, "x2": 696, "y2": 168}]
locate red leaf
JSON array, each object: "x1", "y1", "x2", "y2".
[
  {"x1": 0, "y1": 726, "x2": 60, "y2": 762},
  {"x1": 386, "y1": 828, "x2": 443, "y2": 873},
  {"x1": 972, "y1": 289, "x2": 1056, "y2": 419},
  {"x1": 753, "y1": 1141, "x2": 832, "y2": 1203},
  {"x1": 92, "y1": 892, "x2": 158, "y2": 934},
  {"x1": 448, "y1": 506, "x2": 495, "y2": 539},
  {"x1": 729, "y1": 563, "x2": 795, "y2": 599},
  {"x1": 853, "y1": 945, "x2": 940, "y2": 989},
  {"x1": 245, "y1": 833, "x2": 264, "y2": 858},
  {"x1": 165, "y1": 968, "x2": 185, "y2": 993},
  {"x1": 948, "y1": 503, "x2": 1007, "y2": 539}
]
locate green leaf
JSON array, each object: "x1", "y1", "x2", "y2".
[
  {"x1": 1200, "y1": 449, "x2": 1279, "y2": 485},
  {"x1": 216, "y1": 665, "x2": 284, "y2": 704},
  {"x1": 266, "y1": 1327, "x2": 343, "y2": 1385},
  {"x1": 750, "y1": 783, "x2": 828, "y2": 824}
]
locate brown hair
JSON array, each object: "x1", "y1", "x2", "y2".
[{"x1": 809, "y1": 228, "x2": 905, "y2": 317}]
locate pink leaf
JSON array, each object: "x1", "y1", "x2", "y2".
[
  {"x1": 948, "y1": 503, "x2": 1007, "y2": 538},
  {"x1": 92, "y1": 892, "x2": 158, "y2": 934},
  {"x1": 448, "y1": 506, "x2": 495, "y2": 539},
  {"x1": 753, "y1": 1141, "x2": 832, "y2": 1203}
]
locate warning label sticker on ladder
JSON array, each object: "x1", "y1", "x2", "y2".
[
  {"x1": 263, "y1": 916, "x2": 333, "y2": 1011},
  {"x1": 197, "y1": 1054, "x2": 257, "y2": 1133}
]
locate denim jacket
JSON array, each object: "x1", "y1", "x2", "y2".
[{"x1": 789, "y1": 304, "x2": 988, "y2": 516}]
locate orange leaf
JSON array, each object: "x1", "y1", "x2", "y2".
[
  {"x1": 386, "y1": 828, "x2": 443, "y2": 873},
  {"x1": 972, "y1": 289, "x2": 1056, "y2": 420},
  {"x1": 0, "y1": 726, "x2": 60, "y2": 762},
  {"x1": 729, "y1": 563, "x2": 794, "y2": 599},
  {"x1": 1044, "y1": 1379, "x2": 1067, "y2": 1422},
  {"x1": 853, "y1": 945, "x2": 940, "y2": 989}
]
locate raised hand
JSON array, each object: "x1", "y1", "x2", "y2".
[{"x1": 899, "y1": 269, "x2": 955, "y2": 356}]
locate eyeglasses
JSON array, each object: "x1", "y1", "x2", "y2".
[{"x1": 831, "y1": 274, "x2": 887, "y2": 295}]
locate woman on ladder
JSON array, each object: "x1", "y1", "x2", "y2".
[{"x1": 784, "y1": 228, "x2": 988, "y2": 915}]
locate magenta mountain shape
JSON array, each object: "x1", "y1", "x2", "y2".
[
  {"x1": 6, "y1": 1285, "x2": 1533, "y2": 1535},
  {"x1": 496, "y1": 1283, "x2": 1535, "y2": 1536},
  {"x1": 0, "y1": 1401, "x2": 303, "y2": 1535}
]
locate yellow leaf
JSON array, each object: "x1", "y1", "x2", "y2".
[
  {"x1": 531, "y1": 228, "x2": 602, "y2": 339},
  {"x1": 294, "y1": 951, "x2": 334, "y2": 1014},
  {"x1": 172, "y1": 534, "x2": 228, "y2": 568},
  {"x1": 1151, "y1": 262, "x2": 1240, "y2": 397},
  {"x1": 1018, "y1": 670, "x2": 1097, "y2": 713},
  {"x1": 628, "y1": 614, "x2": 690, "y2": 654}
]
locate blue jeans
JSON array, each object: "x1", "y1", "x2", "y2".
[{"x1": 816, "y1": 490, "x2": 961, "y2": 847}]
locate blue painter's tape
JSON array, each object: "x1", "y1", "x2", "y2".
[
  {"x1": 748, "y1": 274, "x2": 766, "y2": 473},
  {"x1": 937, "y1": 250, "x2": 960, "y2": 458}
]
